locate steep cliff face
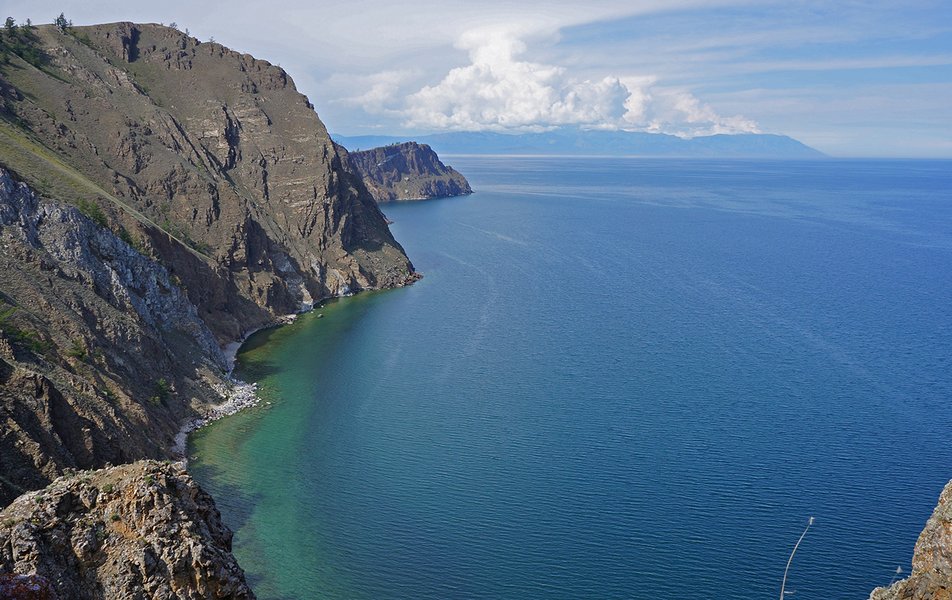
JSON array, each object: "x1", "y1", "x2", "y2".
[
  {"x1": 0, "y1": 460, "x2": 255, "y2": 599},
  {"x1": 870, "y1": 481, "x2": 952, "y2": 600},
  {"x1": 0, "y1": 22, "x2": 415, "y2": 341},
  {"x1": 0, "y1": 22, "x2": 419, "y2": 504},
  {"x1": 343, "y1": 142, "x2": 472, "y2": 202},
  {"x1": 0, "y1": 22, "x2": 422, "y2": 596},
  {"x1": 0, "y1": 168, "x2": 228, "y2": 506}
]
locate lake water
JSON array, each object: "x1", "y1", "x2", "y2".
[{"x1": 189, "y1": 157, "x2": 952, "y2": 600}]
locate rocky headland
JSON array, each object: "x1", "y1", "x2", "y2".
[
  {"x1": 2, "y1": 18, "x2": 941, "y2": 600},
  {"x1": 343, "y1": 142, "x2": 472, "y2": 202},
  {"x1": 0, "y1": 20, "x2": 423, "y2": 597},
  {"x1": 0, "y1": 20, "x2": 416, "y2": 498}
]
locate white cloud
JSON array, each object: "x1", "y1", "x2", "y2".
[
  {"x1": 394, "y1": 29, "x2": 759, "y2": 137},
  {"x1": 332, "y1": 70, "x2": 422, "y2": 115},
  {"x1": 648, "y1": 89, "x2": 761, "y2": 136}
]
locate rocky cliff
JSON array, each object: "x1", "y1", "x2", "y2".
[
  {"x1": 0, "y1": 460, "x2": 254, "y2": 599},
  {"x1": 0, "y1": 21, "x2": 417, "y2": 502},
  {"x1": 0, "y1": 22, "x2": 415, "y2": 341},
  {"x1": 0, "y1": 20, "x2": 424, "y2": 598},
  {"x1": 0, "y1": 167, "x2": 229, "y2": 507},
  {"x1": 870, "y1": 481, "x2": 952, "y2": 600},
  {"x1": 343, "y1": 142, "x2": 472, "y2": 202}
]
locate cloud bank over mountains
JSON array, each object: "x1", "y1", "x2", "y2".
[
  {"x1": 4, "y1": 0, "x2": 949, "y2": 155},
  {"x1": 351, "y1": 28, "x2": 760, "y2": 137}
]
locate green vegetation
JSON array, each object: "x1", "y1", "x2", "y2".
[
  {"x1": 160, "y1": 218, "x2": 211, "y2": 255},
  {"x1": 118, "y1": 226, "x2": 135, "y2": 246},
  {"x1": 53, "y1": 13, "x2": 71, "y2": 33},
  {"x1": 156, "y1": 377, "x2": 171, "y2": 398},
  {"x1": 101, "y1": 483, "x2": 114, "y2": 494},
  {"x1": 0, "y1": 119, "x2": 210, "y2": 261},
  {"x1": 3, "y1": 324, "x2": 50, "y2": 355},
  {"x1": 0, "y1": 301, "x2": 49, "y2": 355},
  {"x1": 66, "y1": 340, "x2": 87, "y2": 361},
  {"x1": 150, "y1": 377, "x2": 172, "y2": 406},
  {"x1": 0, "y1": 16, "x2": 48, "y2": 68},
  {"x1": 75, "y1": 197, "x2": 108, "y2": 227},
  {"x1": 110, "y1": 513, "x2": 120, "y2": 522},
  {"x1": 67, "y1": 26, "x2": 95, "y2": 50},
  {"x1": 0, "y1": 304, "x2": 16, "y2": 327},
  {"x1": 3, "y1": 326, "x2": 40, "y2": 352}
]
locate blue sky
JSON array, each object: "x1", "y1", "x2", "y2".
[{"x1": 3, "y1": 1, "x2": 951, "y2": 156}]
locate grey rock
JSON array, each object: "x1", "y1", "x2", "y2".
[
  {"x1": 342, "y1": 142, "x2": 473, "y2": 202},
  {"x1": 0, "y1": 461, "x2": 255, "y2": 599}
]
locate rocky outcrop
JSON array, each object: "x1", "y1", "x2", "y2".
[
  {"x1": 870, "y1": 481, "x2": 952, "y2": 600},
  {"x1": 0, "y1": 22, "x2": 424, "y2": 597},
  {"x1": 0, "y1": 460, "x2": 255, "y2": 599},
  {"x1": 0, "y1": 22, "x2": 415, "y2": 341},
  {"x1": 0, "y1": 22, "x2": 419, "y2": 504},
  {"x1": 0, "y1": 168, "x2": 228, "y2": 506},
  {"x1": 343, "y1": 142, "x2": 472, "y2": 202}
]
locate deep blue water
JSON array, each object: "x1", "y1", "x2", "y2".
[{"x1": 190, "y1": 158, "x2": 952, "y2": 599}]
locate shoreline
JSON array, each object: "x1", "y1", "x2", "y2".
[
  {"x1": 172, "y1": 277, "x2": 418, "y2": 463},
  {"x1": 172, "y1": 313, "x2": 300, "y2": 462}
]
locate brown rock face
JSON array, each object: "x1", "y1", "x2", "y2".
[
  {"x1": 0, "y1": 22, "x2": 421, "y2": 597},
  {"x1": 0, "y1": 169, "x2": 227, "y2": 506},
  {"x1": 343, "y1": 142, "x2": 472, "y2": 202},
  {"x1": 870, "y1": 481, "x2": 952, "y2": 600},
  {"x1": 0, "y1": 22, "x2": 417, "y2": 504},
  {"x1": 0, "y1": 22, "x2": 414, "y2": 340},
  {"x1": 0, "y1": 461, "x2": 255, "y2": 599}
]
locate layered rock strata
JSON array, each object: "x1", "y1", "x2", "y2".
[
  {"x1": 0, "y1": 22, "x2": 417, "y2": 503},
  {"x1": 0, "y1": 22, "x2": 415, "y2": 340},
  {"x1": 343, "y1": 142, "x2": 472, "y2": 202},
  {"x1": 0, "y1": 168, "x2": 226, "y2": 506}
]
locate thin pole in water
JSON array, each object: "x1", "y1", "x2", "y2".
[{"x1": 780, "y1": 516, "x2": 814, "y2": 599}]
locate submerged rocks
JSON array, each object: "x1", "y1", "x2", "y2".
[
  {"x1": 0, "y1": 461, "x2": 255, "y2": 600},
  {"x1": 0, "y1": 20, "x2": 421, "y2": 505},
  {"x1": 172, "y1": 379, "x2": 261, "y2": 460}
]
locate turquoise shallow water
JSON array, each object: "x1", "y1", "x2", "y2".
[{"x1": 190, "y1": 158, "x2": 952, "y2": 600}]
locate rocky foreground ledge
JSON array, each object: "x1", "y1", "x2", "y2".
[
  {"x1": 870, "y1": 480, "x2": 952, "y2": 600},
  {"x1": 0, "y1": 461, "x2": 254, "y2": 599}
]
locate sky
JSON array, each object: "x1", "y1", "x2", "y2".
[{"x1": 3, "y1": 1, "x2": 951, "y2": 157}]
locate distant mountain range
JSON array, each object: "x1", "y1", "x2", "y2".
[{"x1": 333, "y1": 129, "x2": 824, "y2": 158}]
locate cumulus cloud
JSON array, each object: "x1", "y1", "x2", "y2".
[
  {"x1": 392, "y1": 28, "x2": 759, "y2": 137},
  {"x1": 635, "y1": 87, "x2": 762, "y2": 137},
  {"x1": 333, "y1": 69, "x2": 421, "y2": 115}
]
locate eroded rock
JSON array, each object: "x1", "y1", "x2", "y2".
[{"x1": 0, "y1": 461, "x2": 254, "y2": 600}]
